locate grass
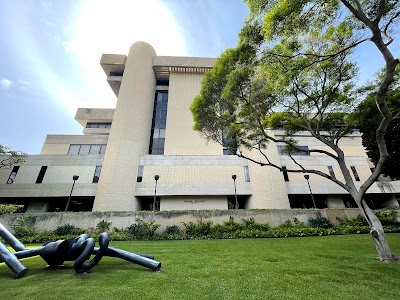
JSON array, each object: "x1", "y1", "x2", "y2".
[{"x1": 1, "y1": 234, "x2": 400, "y2": 299}]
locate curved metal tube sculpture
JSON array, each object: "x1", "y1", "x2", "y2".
[{"x1": 0, "y1": 223, "x2": 161, "y2": 279}]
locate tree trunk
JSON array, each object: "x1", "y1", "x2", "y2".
[{"x1": 359, "y1": 200, "x2": 398, "y2": 261}]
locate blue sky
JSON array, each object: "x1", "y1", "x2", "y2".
[{"x1": 0, "y1": 0, "x2": 398, "y2": 154}]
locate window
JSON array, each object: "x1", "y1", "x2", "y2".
[
  {"x1": 68, "y1": 144, "x2": 80, "y2": 155},
  {"x1": 68, "y1": 144, "x2": 107, "y2": 155},
  {"x1": 86, "y1": 122, "x2": 112, "y2": 128},
  {"x1": 137, "y1": 165, "x2": 144, "y2": 182},
  {"x1": 36, "y1": 166, "x2": 48, "y2": 184},
  {"x1": 92, "y1": 165, "x2": 102, "y2": 183},
  {"x1": 244, "y1": 166, "x2": 250, "y2": 182},
  {"x1": 149, "y1": 91, "x2": 168, "y2": 155},
  {"x1": 351, "y1": 166, "x2": 360, "y2": 181},
  {"x1": 282, "y1": 166, "x2": 289, "y2": 181},
  {"x1": 327, "y1": 166, "x2": 336, "y2": 179},
  {"x1": 89, "y1": 145, "x2": 101, "y2": 155},
  {"x1": 277, "y1": 145, "x2": 310, "y2": 156},
  {"x1": 7, "y1": 166, "x2": 20, "y2": 184},
  {"x1": 222, "y1": 134, "x2": 237, "y2": 155}
]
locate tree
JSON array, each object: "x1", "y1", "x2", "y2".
[
  {"x1": 0, "y1": 145, "x2": 27, "y2": 169},
  {"x1": 191, "y1": 0, "x2": 399, "y2": 261},
  {"x1": 357, "y1": 88, "x2": 400, "y2": 179}
]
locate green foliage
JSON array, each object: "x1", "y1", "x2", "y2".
[
  {"x1": 163, "y1": 225, "x2": 183, "y2": 235},
  {"x1": 356, "y1": 88, "x2": 400, "y2": 179},
  {"x1": 126, "y1": 218, "x2": 160, "y2": 240},
  {"x1": 0, "y1": 204, "x2": 23, "y2": 216},
  {"x1": 182, "y1": 219, "x2": 214, "y2": 238},
  {"x1": 336, "y1": 215, "x2": 368, "y2": 227},
  {"x1": 375, "y1": 210, "x2": 400, "y2": 226},
  {"x1": 96, "y1": 220, "x2": 112, "y2": 233},
  {"x1": 13, "y1": 216, "x2": 37, "y2": 238},
  {"x1": 308, "y1": 212, "x2": 333, "y2": 228},
  {"x1": 53, "y1": 224, "x2": 85, "y2": 236}
]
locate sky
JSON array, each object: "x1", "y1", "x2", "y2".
[{"x1": 0, "y1": 0, "x2": 398, "y2": 154}]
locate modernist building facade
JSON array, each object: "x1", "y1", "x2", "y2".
[{"x1": 1, "y1": 41, "x2": 399, "y2": 212}]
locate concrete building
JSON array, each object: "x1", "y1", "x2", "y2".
[{"x1": 1, "y1": 41, "x2": 399, "y2": 212}]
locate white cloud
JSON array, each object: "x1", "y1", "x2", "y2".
[{"x1": 0, "y1": 78, "x2": 12, "y2": 89}]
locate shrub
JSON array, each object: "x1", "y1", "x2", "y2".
[
  {"x1": 336, "y1": 215, "x2": 368, "y2": 226},
  {"x1": 163, "y1": 225, "x2": 183, "y2": 235},
  {"x1": 96, "y1": 220, "x2": 112, "y2": 233},
  {"x1": 308, "y1": 212, "x2": 333, "y2": 228},
  {"x1": 375, "y1": 210, "x2": 400, "y2": 226},
  {"x1": 242, "y1": 217, "x2": 270, "y2": 231},
  {"x1": 53, "y1": 224, "x2": 84, "y2": 236},
  {"x1": 0, "y1": 204, "x2": 23, "y2": 216},
  {"x1": 13, "y1": 216, "x2": 37, "y2": 238},
  {"x1": 126, "y1": 218, "x2": 160, "y2": 240},
  {"x1": 182, "y1": 219, "x2": 213, "y2": 237}
]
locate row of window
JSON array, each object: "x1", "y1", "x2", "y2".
[
  {"x1": 86, "y1": 122, "x2": 111, "y2": 128},
  {"x1": 68, "y1": 144, "x2": 107, "y2": 155},
  {"x1": 6, "y1": 165, "x2": 102, "y2": 184},
  {"x1": 149, "y1": 91, "x2": 169, "y2": 155},
  {"x1": 136, "y1": 165, "x2": 251, "y2": 182},
  {"x1": 277, "y1": 145, "x2": 310, "y2": 156},
  {"x1": 281, "y1": 165, "x2": 360, "y2": 182}
]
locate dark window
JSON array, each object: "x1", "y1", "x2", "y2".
[
  {"x1": 328, "y1": 166, "x2": 336, "y2": 179},
  {"x1": 222, "y1": 134, "x2": 237, "y2": 155},
  {"x1": 277, "y1": 145, "x2": 310, "y2": 156},
  {"x1": 100, "y1": 145, "x2": 107, "y2": 154},
  {"x1": 109, "y1": 71, "x2": 123, "y2": 76},
  {"x1": 89, "y1": 144, "x2": 101, "y2": 155},
  {"x1": 36, "y1": 166, "x2": 48, "y2": 184},
  {"x1": 137, "y1": 165, "x2": 144, "y2": 182},
  {"x1": 86, "y1": 122, "x2": 112, "y2": 128},
  {"x1": 244, "y1": 166, "x2": 250, "y2": 182},
  {"x1": 92, "y1": 165, "x2": 102, "y2": 183},
  {"x1": 149, "y1": 91, "x2": 168, "y2": 155},
  {"x1": 282, "y1": 166, "x2": 289, "y2": 181},
  {"x1": 79, "y1": 144, "x2": 91, "y2": 155},
  {"x1": 7, "y1": 166, "x2": 20, "y2": 184},
  {"x1": 351, "y1": 166, "x2": 360, "y2": 181},
  {"x1": 156, "y1": 80, "x2": 169, "y2": 86}
]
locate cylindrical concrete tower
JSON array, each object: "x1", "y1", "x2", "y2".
[{"x1": 93, "y1": 42, "x2": 156, "y2": 211}]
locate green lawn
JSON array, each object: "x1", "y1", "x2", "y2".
[{"x1": 1, "y1": 234, "x2": 400, "y2": 300}]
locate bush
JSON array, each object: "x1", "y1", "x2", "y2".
[
  {"x1": 96, "y1": 220, "x2": 112, "y2": 233},
  {"x1": 336, "y1": 215, "x2": 368, "y2": 226},
  {"x1": 308, "y1": 212, "x2": 333, "y2": 228},
  {"x1": 13, "y1": 216, "x2": 38, "y2": 238},
  {"x1": 242, "y1": 217, "x2": 270, "y2": 231},
  {"x1": 0, "y1": 204, "x2": 23, "y2": 216},
  {"x1": 182, "y1": 219, "x2": 213, "y2": 238},
  {"x1": 53, "y1": 224, "x2": 85, "y2": 236},
  {"x1": 163, "y1": 225, "x2": 183, "y2": 235},
  {"x1": 375, "y1": 210, "x2": 400, "y2": 226},
  {"x1": 126, "y1": 218, "x2": 160, "y2": 240}
]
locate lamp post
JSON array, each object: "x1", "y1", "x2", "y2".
[
  {"x1": 304, "y1": 174, "x2": 316, "y2": 208},
  {"x1": 153, "y1": 175, "x2": 159, "y2": 213},
  {"x1": 232, "y1": 175, "x2": 238, "y2": 209},
  {"x1": 65, "y1": 175, "x2": 79, "y2": 212}
]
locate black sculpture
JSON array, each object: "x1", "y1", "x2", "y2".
[{"x1": 0, "y1": 223, "x2": 161, "y2": 279}]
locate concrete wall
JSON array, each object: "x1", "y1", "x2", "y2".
[
  {"x1": 93, "y1": 41, "x2": 157, "y2": 211},
  {"x1": 0, "y1": 209, "x2": 368, "y2": 233},
  {"x1": 165, "y1": 72, "x2": 221, "y2": 155}
]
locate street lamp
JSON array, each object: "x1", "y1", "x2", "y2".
[
  {"x1": 65, "y1": 175, "x2": 79, "y2": 212},
  {"x1": 153, "y1": 175, "x2": 159, "y2": 213},
  {"x1": 304, "y1": 174, "x2": 316, "y2": 208},
  {"x1": 232, "y1": 174, "x2": 238, "y2": 209}
]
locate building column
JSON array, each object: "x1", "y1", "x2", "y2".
[{"x1": 93, "y1": 42, "x2": 156, "y2": 211}]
